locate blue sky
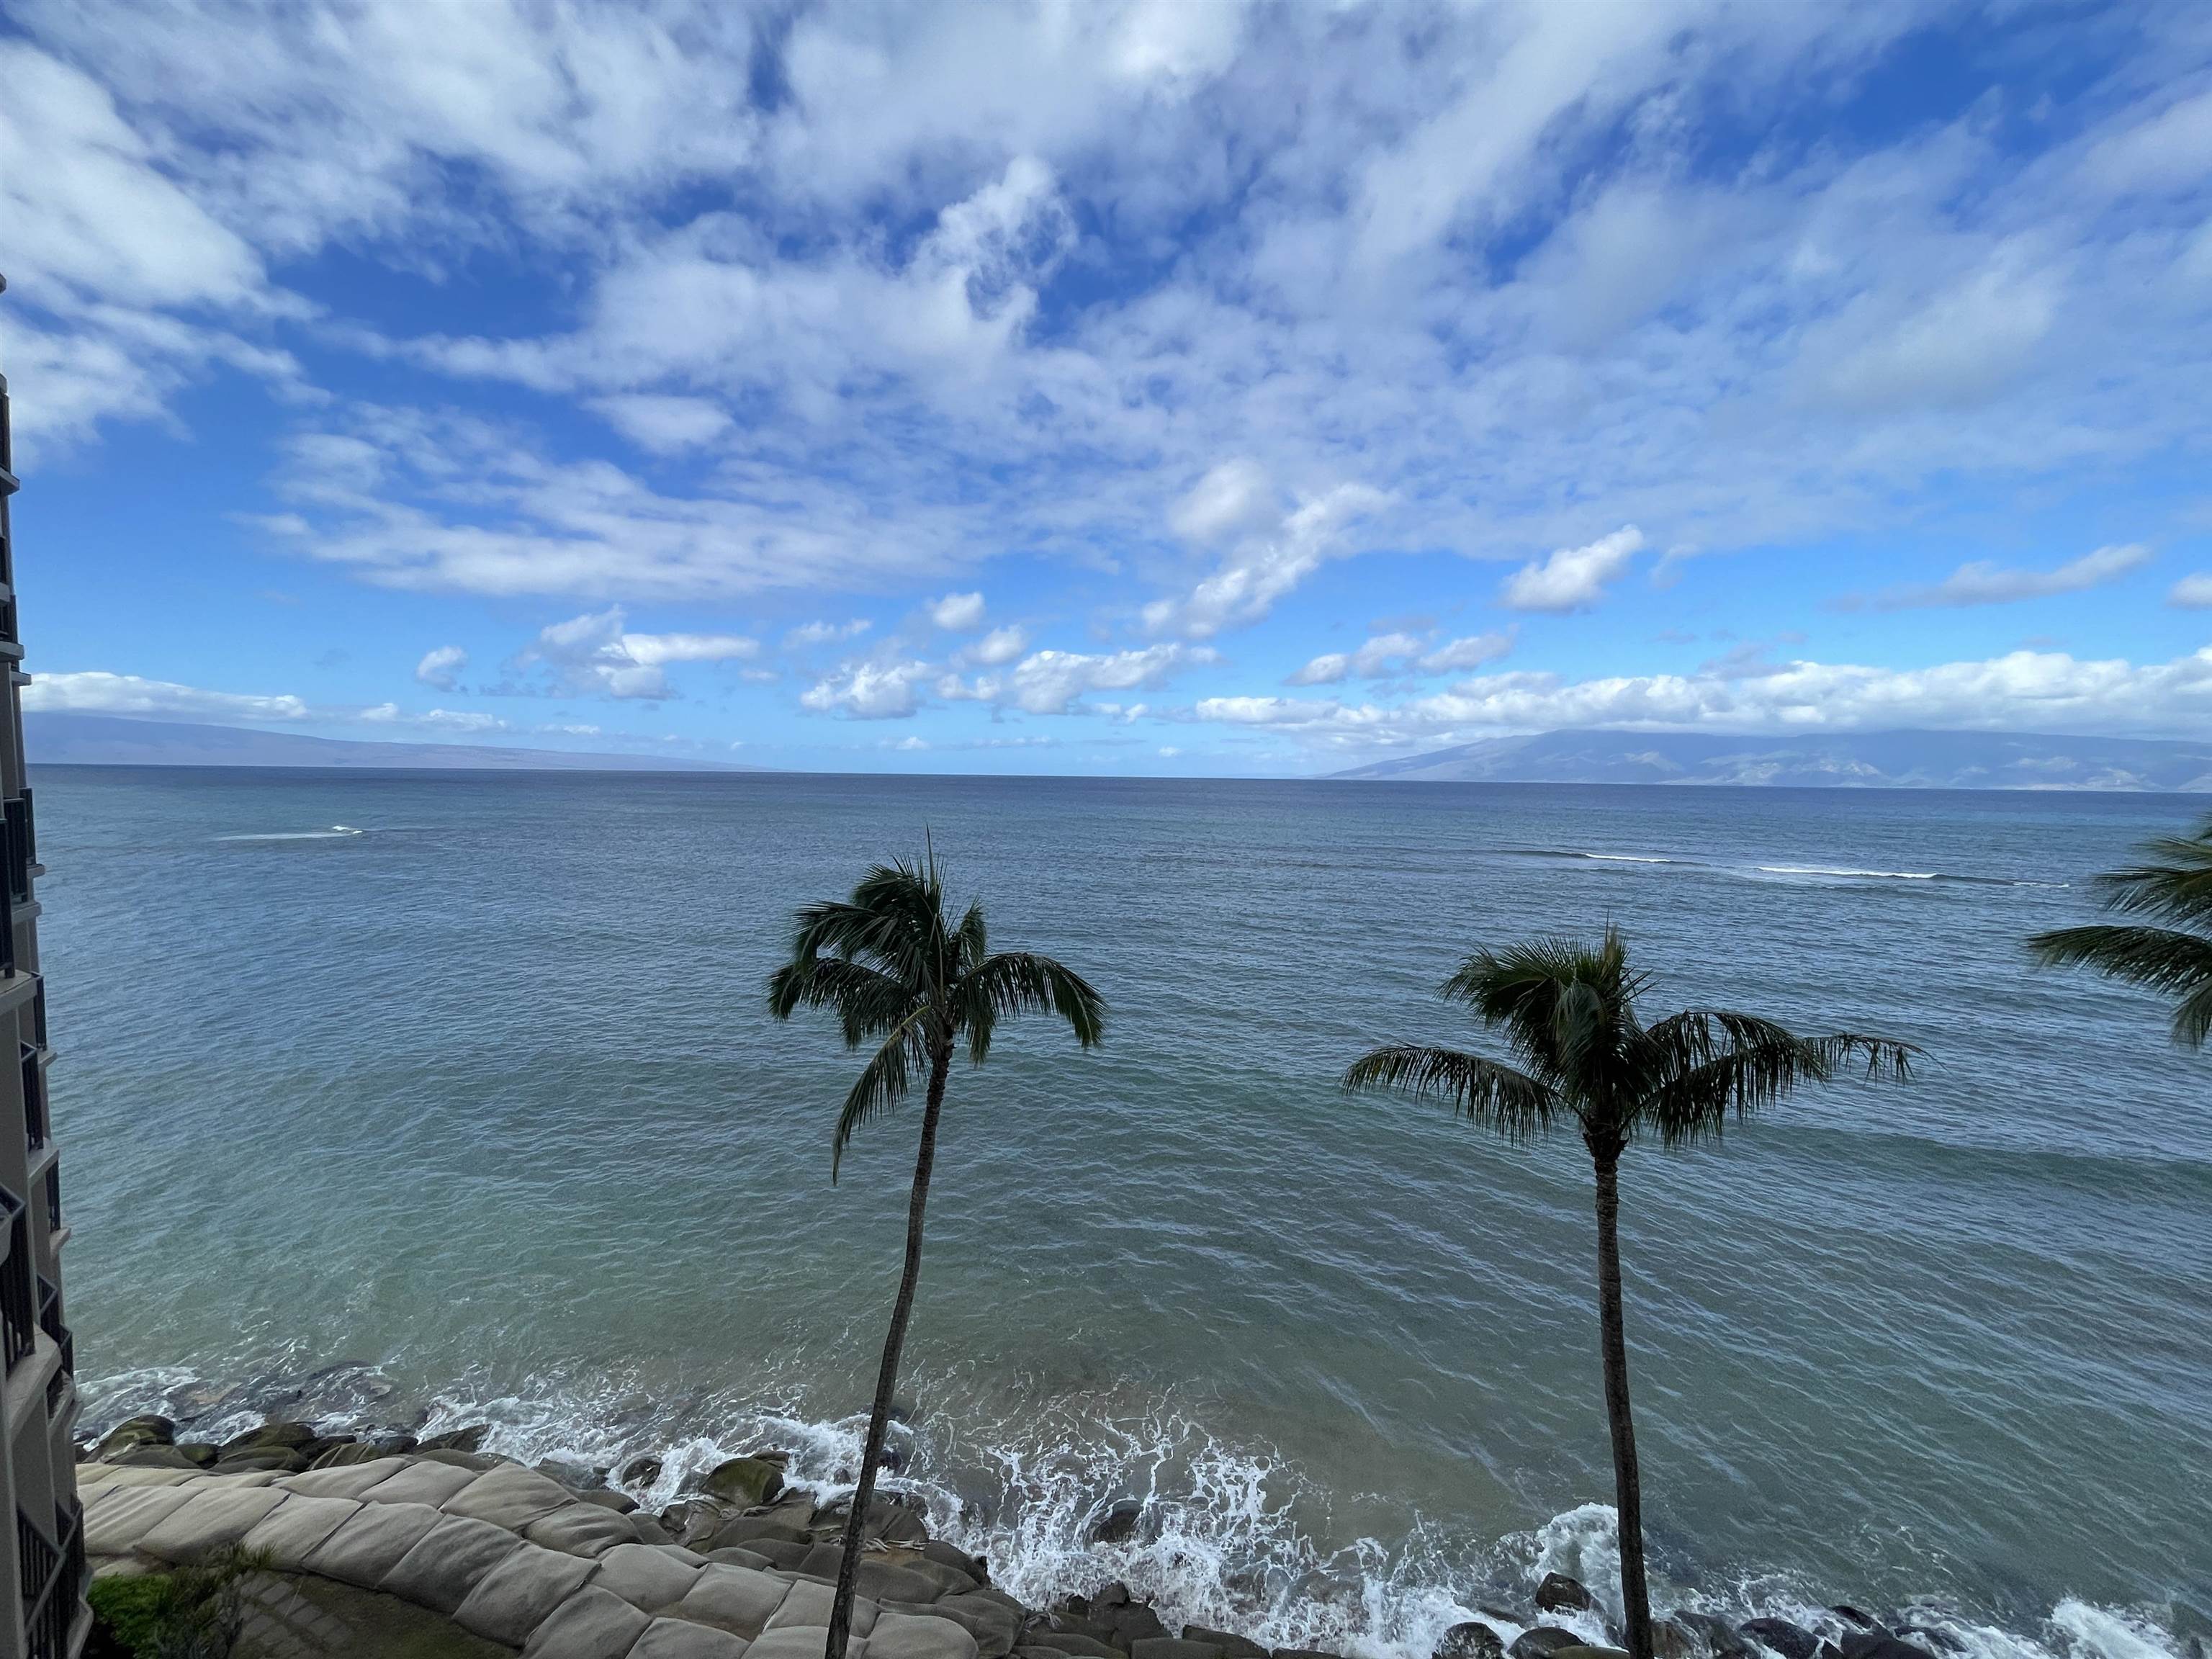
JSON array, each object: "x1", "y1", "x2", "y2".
[{"x1": 3, "y1": 0, "x2": 2209, "y2": 775}]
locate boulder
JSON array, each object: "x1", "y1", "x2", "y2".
[
  {"x1": 1653, "y1": 1620, "x2": 1700, "y2": 1659},
  {"x1": 1089, "y1": 1499, "x2": 1145, "y2": 1545},
  {"x1": 109, "y1": 1446, "x2": 204, "y2": 1470},
  {"x1": 922, "y1": 1539, "x2": 989, "y2": 1581},
  {"x1": 621, "y1": 1455, "x2": 665, "y2": 1489},
  {"x1": 1131, "y1": 1642, "x2": 1225, "y2": 1659},
  {"x1": 1436, "y1": 1624, "x2": 1506, "y2": 1659},
  {"x1": 858, "y1": 1558, "x2": 948, "y2": 1604},
  {"x1": 1547, "y1": 1649, "x2": 1628, "y2": 1659},
  {"x1": 1832, "y1": 1612, "x2": 1887, "y2": 1635},
  {"x1": 220, "y1": 1420, "x2": 320, "y2": 1453},
  {"x1": 1671, "y1": 1616, "x2": 1754, "y2": 1659},
  {"x1": 1510, "y1": 1631, "x2": 1588, "y2": 1659},
  {"x1": 1537, "y1": 1576, "x2": 1597, "y2": 1615},
  {"x1": 1742, "y1": 1623, "x2": 1825, "y2": 1659},
  {"x1": 742, "y1": 1537, "x2": 813, "y2": 1571},
  {"x1": 310, "y1": 1442, "x2": 393, "y2": 1469},
  {"x1": 868, "y1": 1611, "x2": 984, "y2": 1659},
  {"x1": 1276, "y1": 1650, "x2": 1344, "y2": 1659},
  {"x1": 1186, "y1": 1629, "x2": 1268, "y2": 1659},
  {"x1": 524, "y1": 1501, "x2": 647, "y2": 1558},
  {"x1": 443, "y1": 1463, "x2": 579, "y2": 1532},
  {"x1": 1041, "y1": 1630, "x2": 1120, "y2": 1658},
  {"x1": 1838, "y1": 1639, "x2": 1938, "y2": 1659},
  {"x1": 174, "y1": 1443, "x2": 220, "y2": 1467},
  {"x1": 421, "y1": 1424, "x2": 493, "y2": 1454},
  {"x1": 697, "y1": 1456, "x2": 785, "y2": 1508},
  {"x1": 708, "y1": 1513, "x2": 810, "y2": 1548},
  {"x1": 579, "y1": 1488, "x2": 639, "y2": 1514},
  {"x1": 93, "y1": 1416, "x2": 178, "y2": 1460},
  {"x1": 703, "y1": 1546, "x2": 775, "y2": 1573},
  {"x1": 213, "y1": 1448, "x2": 311, "y2": 1475}
]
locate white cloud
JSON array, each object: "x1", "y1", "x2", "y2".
[
  {"x1": 800, "y1": 659, "x2": 937, "y2": 719},
  {"x1": 1286, "y1": 631, "x2": 1426, "y2": 685},
  {"x1": 1419, "y1": 631, "x2": 1515, "y2": 673},
  {"x1": 1500, "y1": 527, "x2": 1645, "y2": 614},
  {"x1": 518, "y1": 606, "x2": 755, "y2": 699},
  {"x1": 786, "y1": 619, "x2": 874, "y2": 646},
  {"x1": 958, "y1": 642, "x2": 1215, "y2": 716},
  {"x1": 2171, "y1": 574, "x2": 2212, "y2": 609},
  {"x1": 1146, "y1": 483, "x2": 1388, "y2": 639},
  {"x1": 590, "y1": 395, "x2": 733, "y2": 454},
  {"x1": 961, "y1": 625, "x2": 1029, "y2": 667},
  {"x1": 22, "y1": 670, "x2": 310, "y2": 724},
  {"x1": 1191, "y1": 646, "x2": 2212, "y2": 752},
  {"x1": 928, "y1": 592, "x2": 986, "y2": 631},
  {"x1": 1169, "y1": 459, "x2": 1278, "y2": 544},
  {"x1": 415, "y1": 644, "x2": 467, "y2": 690},
  {"x1": 1859, "y1": 543, "x2": 2154, "y2": 610}
]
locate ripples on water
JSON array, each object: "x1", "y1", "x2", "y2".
[{"x1": 37, "y1": 769, "x2": 2211, "y2": 1657}]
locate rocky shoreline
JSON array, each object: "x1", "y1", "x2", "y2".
[{"x1": 77, "y1": 1398, "x2": 2118, "y2": 1659}]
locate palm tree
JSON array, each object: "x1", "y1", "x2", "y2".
[
  {"x1": 768, "y1": 846, "x2": 1105, "y2": 1659},
  {"x1": 2028, "y1": 814, "x2": 2212, "y2": 1048},
  {"x1": 1343, "y1": 928, "x2": 1915, "y2": 1659}
]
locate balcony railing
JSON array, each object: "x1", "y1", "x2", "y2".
[
  {"x1": 21, "y1": 1042, "x2": 45, "y2": 1150},
  {"x1": 4, "y1": 793, "x2": 31, "y2": 898},
  {"x1": 37, "y1": 1274, "x2": 71, "y2": 1414},
  {"x1": 18, "y1": 1500, "x2": 82, "y2": 1659},
  {"x1": 43, "y1": 1160, "x2": 58, "y2": 1231},
  {"x1": 31, "y1": 974, "x2": 46, "y2": 1048},
  {"x1": 0, "y1": 1192, "x2": 32, "y2": 1373},
  {"x1": 0, "y1": 824, "x2": 14, "y2": 977}
]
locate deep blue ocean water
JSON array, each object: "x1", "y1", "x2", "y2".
[{"x1": 32, "y1": 767, "x2": 2210, "y2": 1658}]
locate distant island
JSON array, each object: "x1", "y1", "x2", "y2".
[
  {"x1": 25, "y1": 713, "x2": 755, "y2": 773},
  {"x1": 1331, "y1": 729, "x2": 2212, "y2": 791}
]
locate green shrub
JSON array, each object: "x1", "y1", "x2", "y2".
[
  {"x1": 86, "y1": 1573, "x2": 172, "y2": 1657},
  {"x1": 85, "y1": 1547, "x2": 271, "y2": 1659}
]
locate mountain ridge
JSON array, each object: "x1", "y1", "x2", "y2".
[{"x1": 1328, "y1": 728, "x2": 2212, "y2": 791}]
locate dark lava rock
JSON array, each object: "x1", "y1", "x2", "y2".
[
  {"x1": 577, "y1": 1489, "x2": 639, "y2": 1514},
  {"x1": 1089, "y1": 1499, "x2": 1145, "y2": 1545},
  {"x1": 697, "y1": 1455, "x2": 785, "y2": 1508},
  {"x1": 1831, "y1": 1612, "x2": 1886, "y2": 1635},
  {"x1": 219, "y1": 1420, "x2": 318, "y2": 1453},
  {"x1": 1435, "y1": 1622, "x2": 1506, "y2": 1659},
  {"x1": 174, "y1": 1444, "x2": 220, "y2": 1467},
  {"x1": 418, "y1": 1424, "x2": 491, "y2": 1453},
  {"x1": 1537, "y1": 1575, "x2": 1597, "y2": 1615},
  {"x1": 1652, "y1": 1620, "x2": 1700, "y2": 1659},
  {"x1": 308, "y1": 1443, "x2": 391, "y2": 1468},
  {"x1": 91, "y1": 1416, "x2": 177, "y2": 1461},
  {"x1": 1184, "y1": 1627, "x2": 1268, "y2": 1659},
  {"x1": 1671, "y1": 1615, "x2": 1753, "y2": 1659},
  {"x1": 1840, "y1": 1637, "x2": 1938, "y2": 1659},
  {"x1": 1131, "y1": 1642, "x2": 1226, "y2": 1659},
  {"x1": 619, "y1": 1455, "x2": 665, "y2": 1489},
  {"x1": 1275, "y1": 1650, "x2": 1344, "y2": 1659},
  {"x1": 111, "y1": 1446, "x2": 202, "y2": 1470},
  {"x1": 1549, "y1": 1648, "x2": 1629, "y2": 1659},
  {"x1": 1510, "y1": 1629, "x2": 1588, "y2": 1659},
  {"x1": 1092, "y1": 1585, "x2": 1132, "y2": 1614},
  {"x1": 1892, "y1": 1630, "x2": 1964, "y2": 1656},
  {"x1": 1742, "y1": 1622, "x2": 1825, "y2": 1659},
  {"x1": 1105, "y1": 1603, "x2": 1170, "y2": 1651}
]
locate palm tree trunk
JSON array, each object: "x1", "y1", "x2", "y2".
[
  {"x1": 826, "y1": 1039, "x2": 951, "y2": 1659},
  {"x1": 1592, "y1": 1151, "x2": 1655, "y2": 1659}
]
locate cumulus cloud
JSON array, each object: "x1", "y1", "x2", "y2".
[
  {"x1": 1853, "y1": 543, "x2": 2154, "y2": 611},
  {"x1": 520, "y1": 606, "x2": 757, "y2": 699},
  {"x1": 961, "y1": 626, "x2": 1028, "y2": 667},
  {"x1": 958, "y1": 642, "x2": 1217, "y2": 715},
  {"x1": 1419, "y1": 631, "x2": 1516, "y2": 673},
  {"x1": 800, "y1": 660, "x2": 938, "y2": 719},
  {"x1": 1500, "y1": 527, "x2": 1645, "y2": 614},
  {"x1": 1146, "y1": 483, "x2": 1388, "y2": 639},
  {"x1": 928, "y1": 592, "x2": 986, "y2": 630},
  {"x1": 415, "y1": 644, "x2": 467, "y2": 690},
  {"x1": 1286, "y1": 631, "x2": 1423, "y2": 685},
  {"x1": 2172, "y1": 574, "x2": 2212, "y2": 609}
]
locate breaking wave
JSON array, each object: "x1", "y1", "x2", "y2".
[
  {"x1": 215, "y1": 824, "x2": 368, "y2": 842},
  {"x1": 75, "y1": 1365, "x2": 2184, "y2": 1659},
  {"x1": 1506, "y1": 849, "x2": 2065, "y2": 889}
]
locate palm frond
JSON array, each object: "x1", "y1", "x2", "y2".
[
  {"x1": 2027, "y1": 922, "x2": 2212, "y2": 1048},
  {"x1": 832, "y1": 1011, "x2": 931, "y2": 1182},
  {"x1": 958, "y1": 950, "x2": 1107, "y2": 1062},
  {"x1": 1640, "y1": 1023, "x2": 1917, "y2": 1146},
  {"x1": 767, "y1": 956, "x2": 919, "y2": 1045},
  {"x1": 1341, "y1": 1043, "x2": 1556, "y2": 1142},
  {"x1": 1443, "y1": 927, "x2": 1636, "y2": 1080},
  {"x1": 956, "y1": 899, "x2": 989, "y2": 976},
  {"x1": 2087, "y1": 819, "x2": 2212, "y2": 927}
]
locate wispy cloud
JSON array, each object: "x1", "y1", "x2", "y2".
[{"x1": 1847, "y1": 544, "x2": 2154, "y2": 611}]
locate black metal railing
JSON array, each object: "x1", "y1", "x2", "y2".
[
  {"x1": 4, "y1": 793, "x2": 30, "y2": 896},
  {"x1": 18, "y1": 1499, "x2": 81, "y2": 1659},
  {"x1": 0, "y1": 1192, "x2": 32, "y2": 1372},
  {"x1": 0, "y1": 824, "x2": 14, "y2": 977},
  {"x1": 32, "y1": 973, "x2": 46, "y2": 1048},
  {"x1": 43, "y1": 1160, "x2": 59, "y2": 1231},
  {"x1": 21, "y1": 1043, "x2": 45, "y2": 1150},
  {"x1": 37, "y1": 1273, "x2": 71, "y2": 1413}
]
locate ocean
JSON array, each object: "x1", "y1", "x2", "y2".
[{"x1": 34, "y1": 766, "x2": 2209, "y2": 1658}]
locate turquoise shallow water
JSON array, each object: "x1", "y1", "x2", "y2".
[{"x1": 32, "y1": 767, "x2": 2211, "y2": 1655}]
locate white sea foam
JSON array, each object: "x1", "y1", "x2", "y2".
[
  {"x1": 1753, "y1": 865, "x2": 1938, "y2": 881},
  {"x1": 75, "y1": 1369, "x2": 2187, "y2": 1659},
  {"x1": 215, "y1": 824, "x2": 367, "y2": 842}
]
